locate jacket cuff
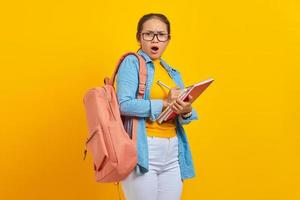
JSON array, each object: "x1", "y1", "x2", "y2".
[
  {"x1": 149, "y1": 99, "x2": 164, "y2": 121},
  {"x1": 178, "y1": 108, "x2": 199, "y2": 125}
]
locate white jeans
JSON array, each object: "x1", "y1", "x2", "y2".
[{"x1": 121, "y1": 135, "x2": 183, "y2": 200}]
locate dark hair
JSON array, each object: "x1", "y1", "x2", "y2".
[{"x1": 136, "y1": 13, "x2": 171, "y2": 42}]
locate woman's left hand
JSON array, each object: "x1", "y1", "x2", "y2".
[{"x1": 170, "y1": 95, "x2": 193, "y2": 115}]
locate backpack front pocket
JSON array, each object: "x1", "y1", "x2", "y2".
[{"x1": 86, "y1": 125, "x2": 109, "y2": 171}]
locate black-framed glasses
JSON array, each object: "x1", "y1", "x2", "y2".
[{"x1": 141, "y1": 31, "x2": 170, "y2": 42}]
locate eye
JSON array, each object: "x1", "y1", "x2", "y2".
[{"x1": 143, "y1": 32, "x2": 153, "y2": 36}]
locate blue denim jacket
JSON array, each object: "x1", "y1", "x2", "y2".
[{"x1": 116, "y1": 49, "x2": 199, "y2": 180}]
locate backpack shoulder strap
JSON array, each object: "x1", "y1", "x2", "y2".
[
  {"x1": 105, "y1": 52, "x2": 147, "y2": 143},
  {"x1": 104, "y1": 52, "x2": 147, "y2": 99}
]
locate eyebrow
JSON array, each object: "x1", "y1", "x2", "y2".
[{"x1": 144, "y1": 30, "x2": 167, "y2": 33}]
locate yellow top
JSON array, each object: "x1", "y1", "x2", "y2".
[{"x1": 146, "y1": 59, "x2": 177, "y2": 138}]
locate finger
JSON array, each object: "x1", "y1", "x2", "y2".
[
  {"x1": 176, "y1": 98, "x2": 190, "y2": 107},
  {"x1": 178, "y1": 104, "x2": 192, "y2": 114},
  {"x1": 170, "y1": 104, "x2": 179, "y2": 114},
  {"x1": 188, "y1": 95, "x2": 193, "y2": 102},
  {"x1": 176, "y1": 98, "x2": 186, "y2": 107},
  {"x1": 171, "y1": 90, "x2": 181, "y2": 97},
  {"x1": 170, "y1": 87, "x2": 182, "y2": 95},
  {"x1": 173, "y1": 102, "x2": 183, "y2": 111},
  {"x1": 171, "y1": 93, "x2": 179, "y2": 98},
  {"x1": 172, "y1": 95, "x2": 181, "y2": 102}
]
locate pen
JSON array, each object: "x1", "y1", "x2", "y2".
[{"x1": 156, "y1": 80, "x2": 171, "y2": 90}]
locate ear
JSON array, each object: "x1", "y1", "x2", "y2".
[
  {"x1": 136, "y1": 33, "x2": 142, "y2": 43},
  {"x1": 137, "y1": 40, "x2": 141, "y2": 48}
]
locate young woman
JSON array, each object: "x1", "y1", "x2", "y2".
[{"x1": 116, "y1": 13, "x2": 199, "y2": 200}]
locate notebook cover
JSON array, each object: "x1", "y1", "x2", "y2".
[{"x1": 157, "y1": 78, "x2": 214, "y2": 123}]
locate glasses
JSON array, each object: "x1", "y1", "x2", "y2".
[{"x1": 141, "y1": 31, "x2": 170, "y2": 42}]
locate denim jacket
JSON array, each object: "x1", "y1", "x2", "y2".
[{"x1": 116, "y1": 49, "x2": 199, "y2": 180}]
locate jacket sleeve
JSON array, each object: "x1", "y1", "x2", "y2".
[{"x1": 116, "y1": 55, "x2": 163, "y2": 121}]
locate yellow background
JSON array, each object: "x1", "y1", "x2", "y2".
[{"x1": 1, "y1": 0, "x2": 299, "y2": 199}]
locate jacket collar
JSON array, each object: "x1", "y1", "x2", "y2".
[{"x1": 137, "y1": 48, "x2": 152, "y2": 63}]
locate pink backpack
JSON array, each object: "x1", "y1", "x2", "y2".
[{"x1": 82, "y1": 52, "x2": 147, "y2": 183}]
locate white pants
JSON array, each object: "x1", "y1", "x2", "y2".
[{"x1": 121, "y1": 135, "x2": 183, "y2": 200}]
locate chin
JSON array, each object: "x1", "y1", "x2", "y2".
[
  {"x1": 150, "y1": 54, "x2": 162, "y2": 60},
  {"x1": 150, "y1": 56, "x2": 160, "y2": 60},
  {"x1": 143, "y1": 49, "x2": 161, "y2": 60}
]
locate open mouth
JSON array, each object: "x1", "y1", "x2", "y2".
[{"x1": 151, "y1": 46, "x2": 159, "y2": 53}]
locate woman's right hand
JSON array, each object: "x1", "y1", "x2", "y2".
[{"x1": 162, "y1": 87, "x2": 182, "y2": 109}]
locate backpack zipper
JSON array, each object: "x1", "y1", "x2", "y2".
[{"x1": 83, "y1": 129, "x2": 98, "y2": 160}]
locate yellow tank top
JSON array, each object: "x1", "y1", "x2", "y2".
[{"x1": 146, "y1": 59, "x2": 177, "y2": 138}]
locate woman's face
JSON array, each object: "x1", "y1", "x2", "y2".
[{"x1": 138, "y1": 18, "x2": 170, "y2": 60}]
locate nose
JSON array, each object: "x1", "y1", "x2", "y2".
[{"x1": 151, "y1": 34, "x2": 159, "y2": 43}]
